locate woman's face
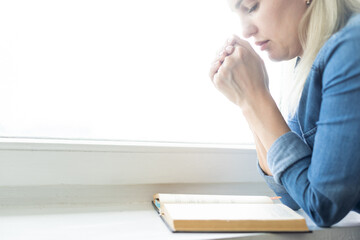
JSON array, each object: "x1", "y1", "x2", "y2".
[{"x1": 229, "y1": 0, "x2": 308, "y2": 61}]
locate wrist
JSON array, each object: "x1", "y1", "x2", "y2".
[
  {"x1": 240, "y1": 91, "x2": 273, "y2": 116},
  {"x1": 241, "y1": 92, "x2": 290, "y2": 151},
  {"x1": 259, "y1": 160, "x2": 273, "y2": 176}
]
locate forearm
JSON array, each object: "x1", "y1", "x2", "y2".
[
  {"x1": 249, "y1": 125, "x2": 272, "y2": 175},
  {"x1": 247, "y1": 105, "x2": 302, "y2": 209},
  {"x1": 242, "y1": 92, "x2": 290, "y2": 152}
]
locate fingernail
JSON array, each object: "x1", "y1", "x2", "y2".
[{"x1": 226, "y1": 45, "x2": 234, "y2": 53}]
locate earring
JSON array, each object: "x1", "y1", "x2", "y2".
[{"x1": 306, "y1": 0, "x2": 311, "y2": 6}]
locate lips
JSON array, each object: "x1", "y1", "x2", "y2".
[{"x1": 255, "y1": 40, "x2": 270, "y2": 51}]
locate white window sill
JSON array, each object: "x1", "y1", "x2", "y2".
[
  {"x1": 1, "y1": 183, "x2": 360, "y2": 240},
  {"x1": 0, "y1": 138, "x2": 261, "y2": 186}
]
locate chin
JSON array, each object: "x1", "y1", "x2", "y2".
[
  {"x1": 267, "y1": 51, "x2": 294, "y2": 62},
  {"x1": 267, "y1": 53, "x2": 284, "y2": 62}
]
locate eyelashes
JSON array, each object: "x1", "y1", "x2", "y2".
[
  {"x1": 247, "y1": 3, "x2": 259, "y2": 13},
  {"x1": 238, "y1": 1, "x2": 259, "y2": 15}
]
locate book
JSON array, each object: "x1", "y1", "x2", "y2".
[{"x1": 152, "y1": 193, "x2": 310, "y2": 233}]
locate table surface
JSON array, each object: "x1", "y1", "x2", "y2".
[{"x1": 1, "y1": 183, "x2": 360, "y2": 240}]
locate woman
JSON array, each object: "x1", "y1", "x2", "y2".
[{"x1": 209, "y1": 0, "x2": 360, "y2": 227}]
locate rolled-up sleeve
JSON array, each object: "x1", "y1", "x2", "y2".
[
  {"x1": 267, "y1": 131, "x2": 312, "y2": 185},
  {"x1": 257, "y1": 162, "x2": 300, "y2": 210}
]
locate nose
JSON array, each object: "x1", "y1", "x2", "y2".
[{"x1": 241, "y1": 20, "x2": 258, "y2": 39}]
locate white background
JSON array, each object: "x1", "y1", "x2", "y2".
[{"x1": 0, "y1": 0, "x2": 285, "y2": 145}]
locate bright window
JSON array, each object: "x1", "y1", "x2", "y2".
[{"x1": 0, "y1": 0, "x2": 284, "y2": 145}]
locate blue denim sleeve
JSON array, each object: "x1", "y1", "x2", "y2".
[
  {"x1": 256, "y1": 163, "x2": 300, "y2": 210},
  {"x1": 268, "y1": 28, "x2": 360, "y2": 227},
  {"x1": 255, "y1": 112, "x2": 302, "y2": 210}
]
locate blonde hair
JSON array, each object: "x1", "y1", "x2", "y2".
[{"x1": 285, "y1": 0, "x2": 360, "y2": 117}]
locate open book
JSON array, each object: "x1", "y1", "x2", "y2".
[{"x1": 153, "y1": 193, "x2": 309, "y2": 233}]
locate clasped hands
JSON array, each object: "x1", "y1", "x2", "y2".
[
  {"x1": 209, "y1": 35, "x2": 280, "y2": 176},
  {"x1": 209, "y1": 35, "x2": 270, "y2": 110}
]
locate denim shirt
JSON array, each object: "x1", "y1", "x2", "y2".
[{"x1": 258, "y1": 14, "x2": 360, "y2": 227}]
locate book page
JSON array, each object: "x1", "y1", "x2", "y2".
[
  {"x1": 164, "y1": 203, "x2": 304, "y2": 220},
  {"x1": 157, "y1": 194, "x2": 273, "y2": 204}
]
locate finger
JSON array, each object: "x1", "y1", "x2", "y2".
[
  {"x1": 218, "y1": 45, "x2": 235, "y2": 65},
  {"x1": 217, "y1": 36, "x2": 237, "y2": 56},
  {"x1": 221, "y1": 45, "x2": 245, "y2": 69},
  {"x1": 218, "y1": 46, "x2": 235, "y2": 64},
  {"x1": 214, "y1": 50, "x2": 227, "y2": 66},
  {"x1": 231, "y1": 35, "x2": 259, "y2": 56},
  {"x1": 218, "y1": 51, "x2": 227, "y2": 63},
  {"x1": 213, "y1": 70, "x2": 226, "y2": 90},
  {"x1": 227, "y1": 35, "x2": 237, "y2": 46},
  {"x1": 216, "y1": 42, "x2": 227, "y2": 56},
  {"x1": 209, "y1": 60, "x2": 222, "y2": 80},
  {"x1": 211, "y1": 36, "x2": 238, "y2": 80},
  {"x1": 232, "y1": 35, "x2": 252, "y2": 49},
  {"x1": 210, "y1": 51, "x2": 225, "y2": 73},
  {"x1": 224, "y1": 36, "x2": 237, "y2": 56},
  {"x1": 225, "y1": 45, "x2": 235, "y2": 55}
]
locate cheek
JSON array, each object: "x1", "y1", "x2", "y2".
[
  {"x1": 267, "y1": 21, "x2": 303, "y2": 59},
  {"x1": 262, "y1": 2, "x2": 304, "y2": 45},
  {"x1": 256, "y1": 9, "x2": 283, "y2": 40}
]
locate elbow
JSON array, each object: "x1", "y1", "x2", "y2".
[
  {"x1": 310, "y1": 214, "x2": 339, "y2": 228},
  {"x1": 306, "y1": 193, "x2": 348, "y2": 228},
  {"x1": 310, "y1": 211, "x2": 346, "y2": 228}
]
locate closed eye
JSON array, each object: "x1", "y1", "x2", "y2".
[{"x1": 248, "y1": 3, "x2": 258, "y2": 13}]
